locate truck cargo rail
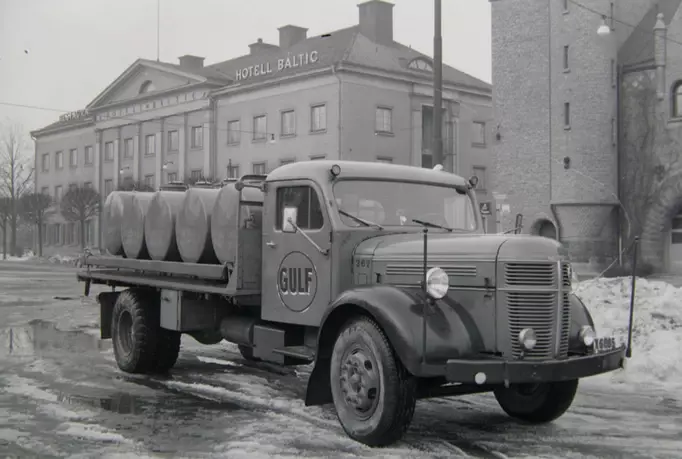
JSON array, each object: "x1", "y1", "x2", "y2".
[{"x1": 82, "y1": 255, "x2": 230, "y2": 281}]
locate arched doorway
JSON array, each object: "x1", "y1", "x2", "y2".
[{"x1": 531, "y1": 219, "x2": 557, "y2": 240}]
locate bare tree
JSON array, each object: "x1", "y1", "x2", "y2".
[
  {"x1": 0, "y1": 197, "x2": 10, "y2": 259},
  {"x1": 0, "y1": 120, "x2": 34, "y2": 256},
  {"x1": 620, "y1": 76, "x2": 682, "y2": 245},
  {"x1": 60, "y1": 186, "x2": 101, "y2": 249},
  {"x1": 19, "y1": 193, "x2": 53, "y2": 257}
]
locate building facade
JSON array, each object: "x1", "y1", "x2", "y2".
[
  {"x1": 491, "y1": 0, "x2": 682, "y2": 272},
  {"x1": 32, "y1": 0, "x2": 493, "y2": 255}
]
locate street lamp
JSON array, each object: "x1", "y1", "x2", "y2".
[{"x1": 597, "y1": 15, "x2": 611, "y2": 36}]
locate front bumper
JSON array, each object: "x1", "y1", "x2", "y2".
[{"x1": 445, "y1": 347, "x2": 627, "y2": 385}]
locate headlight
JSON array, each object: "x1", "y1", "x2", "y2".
[
  {"x1": 425, "y1": 267, "x2": 449, "y2": 299},
  {"x1": 579, "y1": 325, "x2": 596, "y2": 347},
  {"x1": 518, "y1": 328, "x2": 537, "y2": 350}
]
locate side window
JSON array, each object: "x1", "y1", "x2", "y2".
[{"x1": 276, "y1": 185, "x2": 324, "y2": 230}]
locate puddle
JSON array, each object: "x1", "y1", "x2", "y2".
[
  {"x1": 58, "y1": 391, "x2": 145, "y2": 415},
  {"x1": 0, "y1": 319, "x2": 110, "y2": 357}
]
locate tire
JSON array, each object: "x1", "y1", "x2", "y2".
[
  {"x1": 154, "y1": 327, "x2": 181, "y2": 373},
  {"x1": 238, "y1": 345, "x2": 260, "y2": 362},
  {"x1": 330, "y1": 316, "x2": 417, "y2": 447},
  {"x1": 111, "y1": 289, "x2": 160, "y2": 374},
  {"x1": 493, "y1": 379, "x2": 579, "y2": 423}
]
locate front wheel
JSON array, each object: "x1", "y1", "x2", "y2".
[
  {"x1": 493, "y1": 379, "x2": 579, "y2": 423},
  {"x1": 330, "y1": 316, "x2": 416, "y2": 447}
]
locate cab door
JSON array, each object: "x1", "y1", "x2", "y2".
[{"x1": 261, "y1": 180, "x2": 332, "y2": 326}]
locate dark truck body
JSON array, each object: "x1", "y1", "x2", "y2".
[{"x1": 78, "y1": 160, "x2": 630, "y2": 447}]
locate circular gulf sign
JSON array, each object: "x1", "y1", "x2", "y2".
[{"x1": 277, "y1": 251, "x2": 317, "y2": 312}]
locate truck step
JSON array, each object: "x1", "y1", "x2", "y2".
[{"x1": 271, "y1": 345, "x2": 316, "y2": 361}]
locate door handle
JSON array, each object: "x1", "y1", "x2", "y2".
[{"x1": 266, "y1": 241, "x2": 277, "y2": 248}]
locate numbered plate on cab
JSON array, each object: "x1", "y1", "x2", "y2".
[{"x1": 594, "y1": 335, "x2": 626, "y2": 353}]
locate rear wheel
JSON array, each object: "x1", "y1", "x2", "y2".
[
  {"x1": 330, "y1": 316, "x2": 416, "y2": 447},
  {"x1": 494, "y1": 379, "x2": 579, "y2": 423}
]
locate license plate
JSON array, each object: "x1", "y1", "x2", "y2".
[{"x1": 594, "y1": 335, "x2": 624, "y2": 353}]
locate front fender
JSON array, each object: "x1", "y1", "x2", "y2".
[
  {"x1": 569, "y1": 292, "x2": 595, "y2": 353},
  {"x1": 305, "y1": 285, "x2": 475, "y2": 406}
]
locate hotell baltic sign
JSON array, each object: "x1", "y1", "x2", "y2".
[
  {"x1": 235, "y1": 51, "x2": 319, "y2": 81},
  {"x1": 59, "y1": 109, "x2": 90, "y2": 123}
]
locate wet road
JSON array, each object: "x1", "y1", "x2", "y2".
[{"x1": 1, "y1": 262, "x2": 681, "y2": 458}]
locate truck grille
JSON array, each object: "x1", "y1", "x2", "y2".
[{"x1": 504, "y1": 262, "x2": 571, "y2": 360}]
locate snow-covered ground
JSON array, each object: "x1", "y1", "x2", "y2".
[{"x1": 574, "y1": 276, "x2": 682, "y2": 393}]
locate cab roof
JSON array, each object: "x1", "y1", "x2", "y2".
[{"x1": 265, "y1": 160, "x2": 469, "y2": 188}]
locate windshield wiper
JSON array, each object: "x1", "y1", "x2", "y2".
[
  {"x1": 338, "y1": 208, "x2": 383, "y2": 229},
  {"x1": 411, "y1": 218, "x2": 453, "y2": 232}
]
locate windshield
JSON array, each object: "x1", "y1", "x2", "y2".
[{"x1": 332, "y1": 180, "x2": 478, "y2": 231}]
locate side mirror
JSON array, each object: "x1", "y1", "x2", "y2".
[{"x1": 282, "y1": 206, "x2": 298, "y2": 233}]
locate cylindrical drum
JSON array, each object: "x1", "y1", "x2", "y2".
[
  {"x1": 102, "y1": 191, "x2": 135, "y2": 256},
  {"x1": 144, "y1": 190, "x2": 186, "y2": 261},
  {"x1": 211, "y1": 184, "x2": 264, "y2": 264},
  {"x1": 176, "y1": 187, "x2": 221, "y2": 264},
  {"x1": 121, "y1": 193, "x2": 154, "y2": 259}
]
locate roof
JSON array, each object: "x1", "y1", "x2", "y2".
[
  {"x1": 265, "y1": 160, "x2": 469, "y2": 188},
  {"x1": 208, "y1": 26, "x2": 491, "y2": 92},
  {"x1": 619, "y1": 0, "x2": 682, "y2": 67},
  {"x1": 30, "y1": 114, "x2": 94, "y2": 137}
]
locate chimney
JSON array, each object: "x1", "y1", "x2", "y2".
[
  {"x1": 178, "y1": 55, "x2": 205, "y2": 71},
  {"x1": 249, "y1": 38, "x2": 279, "y2": 55},
  {"x1": 278, "y1": 25, "x2": 308, "y2": 48},
  {"x1": 358, "y1": 0, "x2": 394, "y2": 46}
]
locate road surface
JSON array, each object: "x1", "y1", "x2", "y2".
[{"x1": 1, "y1": 261, "x2": 680, "y2": 458}]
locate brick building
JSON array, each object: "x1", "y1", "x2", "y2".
[
  {"x1": 490, "y1": 0, "x2": 682, "y2": 272},
  {"x1": 31, "y1": 0, "x2": 493, "y2": 255}
]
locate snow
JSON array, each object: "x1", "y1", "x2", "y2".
[{"x1": 574, "y1": 276, "x2": 682, "y2": 393}]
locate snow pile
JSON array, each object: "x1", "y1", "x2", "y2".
[{"x1": 574, "y1": 276, "x2": 682, "y2": 391}]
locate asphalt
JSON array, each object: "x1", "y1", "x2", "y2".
[{"x1": 1, "y1": 261, "x2": 681, "y2": 459}]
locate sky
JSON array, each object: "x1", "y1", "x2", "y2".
[{"x1": 0, "y1": 0, "x2": 492, "y2": 137}]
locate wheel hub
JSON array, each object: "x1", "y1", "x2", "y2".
[{"x1": 339, "y1": 348, "x2": 380, "y2": 418}]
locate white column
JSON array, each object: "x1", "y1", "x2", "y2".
[
  {"x1": 178, "y1": 114, "x2": 187, "y2": 180},
  {"x1": 411, "y1": 109, "x2": 421, "y2": 167},
  {"x1": 112, "y1": 133, "x2": 120, "y2": 189},
  {"x1": 203, "y1": 119, "x2": 211, "y2": 177},
  {"x1": 133, "y1": 125, "x2": 140, "y2": 182},
  {"x1": 155, "y1": 131, "x2": 163, "y2": 189}
]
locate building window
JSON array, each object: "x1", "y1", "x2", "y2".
[
  {"x1": 144, "y1": 174, "x2": 155, "y2": 189},
  {"x1": 167, "y1": 172, "x2": 178, "y2": 183},
  {"x1": 55, "y1": 185, "x2": 63, "y2": 203},
  {"x1": 472, "y1": 166, "x2": 487, "y2": 190},
  {"x1": 563, "y1": 45, "x2": 569, "y2": 71},
  {"x1": 104, "y1": 179, "x2": 114, "y2": 196},
  {"x1": 42, "y1": 153, "x2": 50, "y2": 171},
  {"x1": 252, "y1": 162, "x2": 267, "y2": 175},
  {"x1": 55, "y1": 151, "x2": 64, "y2": 169},
  {"x1": 281, "y1": 110, "x2": 296, "y2": 136},
  {"x1": 145, "y1": 134, "x2": 156, "y2": 156},
  {"x1": 191, "y1": 126, "x2": 203, "y2": 149},
  {"x1": 227, "y1": 120, "x2": 241, "y2": 145},
  {"x1": 167, "y1": 131, "x2": 179, "y2": 152},
  {"x1": 124, "y1": 138, "x2": 134, "y2": 158},
  {"x1": 280, "y1": 159, "x2": 295, "y2": 166},
  {"x1": 104, "y1": 141, "x2": 114, "y2": 162},
  {"x1": 227, "y1": 164, "x2": 240, "y2": 179},
  {"x1": 65, "y1": 222, "x2": 75, "y2": 245},
  {"x1": 408, "y1": 58, "x2": 433, "y2": 72},
  {"x1": 253, "y1": 115, "x2": 267, "y2": 141},
  {"x1": 311, "y1": 104, "x2": 327, "y2": 132},
  {"x1": 190, "y1": 169, "x2": 202, "y2": 181},
  {"x1": 375, "y1": 107, "x2": 393, "y2": 133},
  {"x1": 69, "y1": 148, "x2": 78, "y2": 167},
  {"x1": 672, "y1": 81, "x2": 682, "y2": 118},
  {"x1": 68, "y1": 183, "x2": 78, "y2": 192},
  {"x1": 472, "y1": 121, "x2": 486, "y2": 145},
  {"x1": 564, "y1": 102, "x2": 571, "y2": 128},
  {"x1": 276, "y1": 186, "x2": 324, "y2": 230},
  {"x1": 139, "y1": 80, "x2": 155, "y2": 94},
  {"x1": 376, "y1": 156, "x2": 393, "y2": 163},
  {"x1": 41, "y1": 187, "x2": 49, "y2": 196},
  {"x1": 310, "y1": 155, "x2": 326, "y2": 160},
  {"x1": 84, "y1": 146, "x2": 93, "y2": 165},
  {"x1": 84, "y1": 181, "x2": 92, "y2": 189}
]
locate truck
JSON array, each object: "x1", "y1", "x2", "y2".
[{"x1": 77, "y1": 160, "x2": 632, "y2": 447}]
